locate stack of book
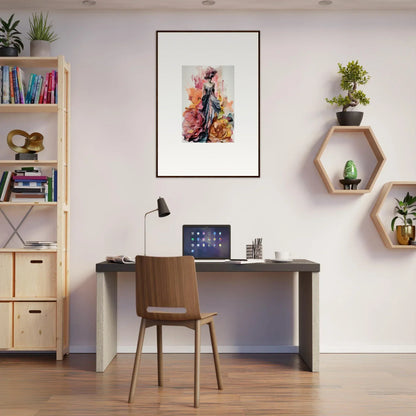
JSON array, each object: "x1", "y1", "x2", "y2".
[
  {"x1": 0, "y1": 66, "x2": 58, "y2": 104},
  {"x1": 0, "y1": 167, "x2": 58, "y2": 202},
  {"x1": 24, "y1": 241, "x2": 57, "y2": 250}
]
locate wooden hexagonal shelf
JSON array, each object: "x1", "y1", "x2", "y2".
[
  {"x1": 314, "y1": 126, "x2": 386, "y2": 194},
  {"x1": 371, "y1": 181, "x2": 416, "y2": 249}
]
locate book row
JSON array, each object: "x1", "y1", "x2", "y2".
[
  {"x1": 0, "y1": 66, "x2": 58, "y2": 104},
  {"x1": 0, "y1": 167, "x2": 57, "y2": 202}
]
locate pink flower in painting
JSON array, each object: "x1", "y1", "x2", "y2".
[{"x1": 182, "y1": 107, "x2": 205, "y2": 141}]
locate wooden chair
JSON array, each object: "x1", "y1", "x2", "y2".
[{"x1": 128, "y1": 255, "x2": 223, "y2": 408}]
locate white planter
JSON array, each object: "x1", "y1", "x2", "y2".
[{"x1": 30, "y1": 40, "x2": 51, "y2": 57}]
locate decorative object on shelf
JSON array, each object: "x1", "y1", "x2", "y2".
[
  {"x1": 7, "y1": 129, "x2": 44, "y2": 160},
  {"x1": 391, "y1": 192, "x2": 416, "y2": 245},
  {"x1": 143, "y1": 197, "x2": 170, "y2": 255},
  {"x1": 246, "y1": 244, "x2": 254, "y2": 259},
  {"x1": 314, "y1": 126, "x2": 385, "y2": 194},
  {"x1": 252, "y1": 238, "x2": 263, "y2": 259},
  {"x1": 27, "y1": 12, "x2": 58, "y2": 57},
  {"x1": 0, "y1": 14, "x2": 24, "y2": 56},
  {"x1": 339, "y1": 159, "x2": 361, "y2": 190},
  {"x1": 326, "y1": 60, "x2": 370, "y2": 126},
  {"x1": 156, "y1": 30, "x2": 260, "y2": 177}
]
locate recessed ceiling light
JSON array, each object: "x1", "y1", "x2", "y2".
[
  {"x1": 202, "y1": 0, "x2": 216, "y2": 6},
  {"x1": 82, "y1": 0, "x2": 96, "y2": 6},
  {"x1": 318, "y1": 0, "x2": 333, "y2": 5}
]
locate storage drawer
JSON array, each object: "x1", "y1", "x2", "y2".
[
  {"x1": 0, "y1": 302, "x2": 12, "y2": 348},
  {"x1": 14, "y1": 302, "x2": 56, "y2": 349},
  {"x1": 0, "y1": 253, "x2": 13, "y2": 297},
  {"x1": 15, "y1": 253, "x2": 56, "y2": 298}
]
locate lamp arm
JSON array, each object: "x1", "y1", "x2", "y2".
[{"x1": 144, "y1": 208, "x2": 158, "y2": 256}]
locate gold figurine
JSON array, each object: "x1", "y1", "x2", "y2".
[{"x1": 7, "y1": 129, "x2": 44, "y2": 160}]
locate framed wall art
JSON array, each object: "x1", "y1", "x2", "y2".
[{"x1": 156, "y1": 30, "x2": 260, "y2": 177}]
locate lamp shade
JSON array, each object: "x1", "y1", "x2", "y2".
[{"x1": 157, "y1": 197, "x2": 170, "y2": 217}]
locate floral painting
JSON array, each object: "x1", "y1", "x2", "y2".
[
  {"x1": 182, "y1": 66, "x2": 234, "y2": 143},
  {"x1": 157, "y1": 31, "x2": 259, "y2": 177}
]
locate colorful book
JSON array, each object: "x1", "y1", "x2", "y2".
[
  {"x1": 42, "y1": 75, "x2": 49, "y2": 104},
  {"x1": 2, "y1": 66, "x2": 9, "y2": 103},
  {"x1": 25, "y1": 73, "x2": 35, "y2": 103},
  {"x1": 53, "y1": 168, "x2": 57, "y2": 202},
  {"x1": 0, "y1": 171, "x2": 7, "y2": 195},
  {"x1": 13, "y1": 175, "x2": 48, "y2": 181},
  {"x1": 16, "y1": 67, "x2": 25, "y2": 103},
  {"x1": 34, "y1": 75, "x2": 43, "y2": 104},
  {"x1": 9, "y1": 67, "x2": 14, "y2": 104},
  {"x1": 47, "y1": 177, "x2": 52, "y2": 202},
  {"x1": 11, "y1": 67, "x2": 20, "y2": 104},
  {"x1": 0, "y1": 171, "x2": 13, "y2": 201}
]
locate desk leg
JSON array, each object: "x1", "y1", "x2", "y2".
[
  {"x1": 96, "y1": 271, "x2": 118, "y2": 372},
  {"x1": 298, "y1": 271, "x2": 319, "y2": 372}
]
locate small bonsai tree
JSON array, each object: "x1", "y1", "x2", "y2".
[
  {"x1": 326, "y1": 60, "x2": 370, "y2": 112},
  {"x1": 0, "y1": 14, "x2": 24, "y2": 53},
  {"x1": 27, "y1": 12, "x2": 59, "y2": 43},
  {"x1": 391, "y1": 192, "x2": 416, "y2": 231}
]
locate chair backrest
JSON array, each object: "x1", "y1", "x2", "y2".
[{"x1": 135, "y1": 255, "x2": 202, "y2": 321}]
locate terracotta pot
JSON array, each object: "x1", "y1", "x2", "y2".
[{"x1": 396, "y1": 225, "x2": 415, "y2": 245}]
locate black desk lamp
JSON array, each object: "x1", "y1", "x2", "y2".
[{"x1": 144, "y1": 197, "x2": 170, "y2": 255}]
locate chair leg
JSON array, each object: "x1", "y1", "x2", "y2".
[
  {"x1": 208, "y1": 320, "x2": 223, "y2": 390},
  {"x1": 128, "y1": 318, "x2": 146, "y2": 403},
  {"x1": 194, "y1": 320, "x2": 201, "y2": 408},
  {"x1": 157, "y1": 325, "x2": 163, "y2": 386}
]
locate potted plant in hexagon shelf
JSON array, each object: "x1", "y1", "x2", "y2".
[
  {"x1": 326, "y1": 60, "x2": 370, "y2": 126},
  {"x1": 391, "y1": 192, "x2": 416, "y2": 245},
  {"x1": 27, "y1": 12, "x2": 59, "y2": 57},
  {"x1": 0, "y1": 14, "x2": 24, "y2": 56}
]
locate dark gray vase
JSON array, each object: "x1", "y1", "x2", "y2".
[
  {"x1": 336, "y1": 111, "x2": 363, "y2": 126},
  {"x1": 0, "y1": 47, "x2": 19, "y2": 56}
]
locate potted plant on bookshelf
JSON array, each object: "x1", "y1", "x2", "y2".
[
  {"x1": 0, "y1": 14, "x2": 24, "y2": 56},
  {"x1": 326, "y1": 60, "x2": 370, "y2": 126},
  {"x1": 391, "y1": 192, "x2": 416, "y2": 245},
  {"x1": 27, "y1": 12, "x2": 58, "y2": 57}
]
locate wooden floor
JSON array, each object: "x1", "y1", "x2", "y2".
[{"x1": 0, "y1": 353, "x2": 415, "y2": 416}]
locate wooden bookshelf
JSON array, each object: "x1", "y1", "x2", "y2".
[{"x1": 0, "y1": 56, "x2": 70, "y2": 359}]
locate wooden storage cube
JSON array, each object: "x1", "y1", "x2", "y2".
[
  {"x1": 0, "y1": 253, "x2": 13, "y2": 297},
  {"x1": 15, "y1": 252, "x2": 56, "y2": 298},
  {"x1": 0, "y1": 302, "x2": 12, "y2": 348},
  {"x1": 14, "y1": 302, "x2": 56, "y2": 348}
]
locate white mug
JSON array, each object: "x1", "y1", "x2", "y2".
[{"x1": 275, "y1": 250, "x2": 291, "y2": 261}]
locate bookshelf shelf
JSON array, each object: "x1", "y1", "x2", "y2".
[
  {"x1": 0, "y1": 104, "x2": 58, "y2": 113},
  {"x1": 0, "y1": 160, "x2": 58, "y2": 167},
  {"x1": 0, "y1": 56, "x2": 70, "y2": 359}
]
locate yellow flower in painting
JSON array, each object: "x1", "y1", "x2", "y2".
[
  {"x1": 209, "y1": 118, "x2": 233, "y2": 143},
  {"x1": 186, "y1": 87, "x2": 202, "y2": 108}
]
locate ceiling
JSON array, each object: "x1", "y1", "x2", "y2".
[{"x1": 2, "y1": 0, "x2": 416, "y2": 11}]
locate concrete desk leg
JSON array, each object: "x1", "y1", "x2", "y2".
[
  {"x1": 298, "y1": 271, "x2": 319, "y2": 372},
  {"x1": 96, "y1": 271, "x2": 118, "y2": 372}
]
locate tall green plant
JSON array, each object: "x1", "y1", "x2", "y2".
[
  {"x1": 27, "y1": 12, "x2": 58, "y2": 42},
  {"x1": 391, "y1": 192, "x2": 416, "y2": 231},
  {"x1": 326, "y1": 60, "x2": 370, "y2": 112},
  {"x1": 0, "y1": 14, "x2": 24, "y2": 53}
]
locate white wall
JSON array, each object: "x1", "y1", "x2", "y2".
[{"x1": 2, "y1": 9, "x2": 416, "y2": 353}]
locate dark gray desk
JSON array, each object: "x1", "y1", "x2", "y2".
[{"x1": 96, "y1": 259, "x2": 320, "y2": 373}]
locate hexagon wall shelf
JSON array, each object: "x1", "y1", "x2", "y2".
[
  {"x1": 370, "y1": 181, "x2": 416, "y2": 249},
  {"x1": 314, "y1": 126, "x2": 386, "y2": 194}
]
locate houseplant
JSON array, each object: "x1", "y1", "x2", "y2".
[
  {"x1": 27, "y1": 12, "x2": 58, "y2": 57},
  {"x1": 0, "y1": 14, "x2": 24, "y2": 56},
  {"x1": 391, "y1": 192, "x2": 416, "y2": 245},
  {"x1": 326, "y1": 60, "x2": 370, "y2": 126}
]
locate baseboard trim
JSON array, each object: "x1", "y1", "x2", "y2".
[
  {"x1": 118, "y1": 345, "x2": 299, "y2": 354},
  {"x1": 321, "y1": 345, "x2": 416, "y2": 353}
]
